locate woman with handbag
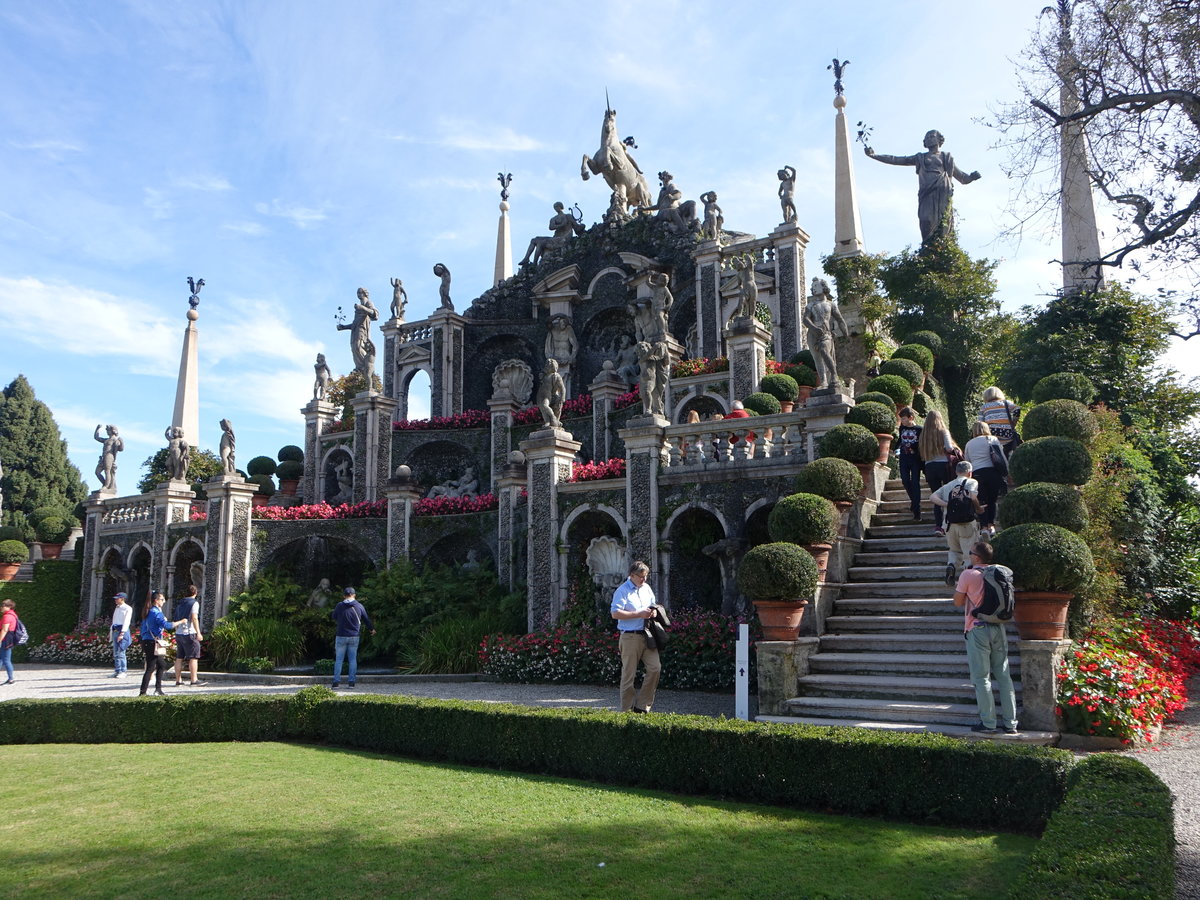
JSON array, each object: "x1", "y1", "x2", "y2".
[
  {"x1": 963, "y1": 421, "x2": 1007, "y2": 538},
  {"x1": 979, "y1": 386, "x2": 1021, "y2": 457},
  {"x1": 138, "y1": 591, "x2": 185, "y2": 696},
  {"x1": 918, "y1": 410, "x2": 960, "y2": 536}
]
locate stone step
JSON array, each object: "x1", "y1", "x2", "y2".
[
  {"x1": 839, "y1": 580, "x2": 952, "y2": 599},
  {"x1": 825, "y1": 614, "x2": 969, "y2": 633},
  {"x1": 872, "y1": 511, "x2": 926, "y2": 525},
  {"x1": 834, "y1": 597, "x2": 958, "y2": 615},
  {"x1": 819, "y1": 632, "x2": 1019, "y2": 654},
  {"x1": 809, "y1": 651, "x2": 993, "y2": 677},
  {"x1": 861, "y1": 536, "x2": 946, "y2": 553},
  {"x1": 755, "y1": 715, "x2": 1055, "y2": 744},
  {"x1": 781, "y1": 695, "x2": 998, "y2": 727},
  {"x1": 852, "y1": 550, "x2": 948, "y2": 566},
  {"x1": 847, "y1": 564, "x2": 949, "y2": 581},
  {"x1": 797, "y1": 672, "x2": 1021, "y2": 704},
  {"x1": 865, "y1": 523, "x2": 944, "y2": 539}
]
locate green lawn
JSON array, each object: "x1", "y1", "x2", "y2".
[{"x1": 1, "y1": 743, "x2": 1035, "y2": 899}]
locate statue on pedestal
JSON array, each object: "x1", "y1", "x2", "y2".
[
  {"x1": 313, "y1": 353, "x2": 331, "y2": 401},
  {"x1": 93, "y1": 424, "x2": 123, "y2": 493},
  {"x1": 581, "y1": 102, "x2": 654, "y2": 220},
  {"x1": 700, "y1": 191, "x2": 723, "y2": 242},
  {"x1": 433, "y1": 263, "x2": 453, "y2": 310},
  {"x1": 536, "y1": 359, "x2": 566, "y2": 429},
  {"x1": 164, "y1": 426, "x2": 190, "y2": 482},
  {"x1": 778, "y1": 166, "x2": 797, "y2": 224},
  {"x1": 219, "y1": 419, "x2": 236, "y2": 476},
  {"x1": 731, "y1": 255, "x2": 759, "y2": 320},
  {"x1": 519, "y1": 202, "x2": 585, "y2": 269},
  {"x1": 336, "y1": 287, "x2": 378, "y2": 385},
  {"x1": 803, "y1": 277, "x2": 849, "y2": 390},
  {"x1": 630, "y1": 272, "x2": 673, "y2": 418},
  {"x1": 651, "y1": 171, "x2": 698, "y2": 234},
  {"x1": 389, "y1": 278, "x2": 407, "y2": 320},
  {"x1": 544, "y1": 314, "x2": 578, "y2": 368}
]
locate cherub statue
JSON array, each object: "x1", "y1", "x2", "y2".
[
  {"x1": 700, "y1": 191, "x2": 723, "y2": 241},
  {"x1": 389, "y1": 278, "x2": 407, "y2": 320},
  {"x1": 433, "y1": 263, "x2": 453, "y2": 310},
  {"x1": 219, "y1": 419, "x2": 236, "y2": 476},
  {"x1": 313, "y1": 353, "x2": 331, "y2": 401},
  {"x1": 778, "y1": 166, "x2": 797, "y2": 224}
]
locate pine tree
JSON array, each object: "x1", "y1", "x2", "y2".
[{"x1": 0, "y1": 375, "x2": 88, "y2": 539}]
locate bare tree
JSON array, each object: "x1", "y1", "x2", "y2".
[{"x1": 991, "y1": 0, "x2": 1200, "y2": 339}]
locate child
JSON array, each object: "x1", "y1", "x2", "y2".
[{"x1": 897, "y1": 407, "x2": 923, "y2": 521}]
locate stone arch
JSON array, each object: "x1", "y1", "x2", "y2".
[
  {"x1": 97, "y1": 545, "x2": 129, "y2": 620},
  {"x1": 405, "y1": 440, "x2": 478, "y2": 497},
  {"x1": 665, "y1": 505, "x2": 727, "y2": 613},
  {"x1": 744, "y1": 497, "x2": 776, "y2": 548},
  {"x1": 583, "y1": 266, "x2": 629, "y2": 298},
  {"x1": 578, "y1": 305, "x2": 637, "y2": 394},
  {"x1": 320, "y1": 445, "x2": 354, "y2": 505},
  {"x1": 397, "y1": 365, "x2": 433, "y2": 421},
  {"x1": 424, "y1": 531, "x2": 495, "y2": 572},
  {"x1": 126, "y1": 543, "x2": 153, "y2": 617},
  {"x1": 674, "y1": 390, "x2": 729, "y2": 423},
  {"x1": 256, "y1": 534, "x2": 378, "y2": 593},
  {"x1": 169, "y1": 537, "x2": 205, "y2": 605},
  {"x1": 560, "y1": 505, "x2": 626, "y2": 619}
]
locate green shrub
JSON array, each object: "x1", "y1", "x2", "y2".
[
  {"x1": 0, "y1": 540, "x2": 29, "y2": 564},
  {"x1": 0, "y1": 526, "x2": 24, "y2": 544},
  {"x1": 991, "y1": 523, "x2": 1096, "y2": 594},
  {"x1": 401, "y1": 610, "x2": 516, "y2": 674},
  {"x1": 847, "y1": 401, "x2": 898, "y2": 435},
  {"x1": 246, "y1": 456, "x2": 277, "y2": 477},
  {"x1": 313, "y1": 658, "x2": 334, "y2": 675},
  {"x1": 795, "y1": 457, "x2": 863, "y2": 502},
  {"x1": 866, "y1": 374, "x2": 914, "y2": 405},
  {"x1": 758, "y1": 373, "x2": 800, "y2": 403},
  {"x1": 29, "y1": 506, "x2": 69, "y2": 529},
  {"x1": 854, "y1": 391, "x2": 895, "y2": 408},
  {"x1": 33, "y1": 516, "x2": 72, "y2": 544},
  {"x1": 818, "y1": 423, "x2": 880, "y2": 464},
  {"x1": 738, "y1": 542, "x2": 818, "y2": 601},
  {"x1": 232, "y1": 657, "x2": 275, "y2": 674},
  {"x1": 742, "y1": 392, "x2": 782, "y2": 416},
  {"x1": 998, "y1": 482, "x2": 1088, "y2": 533},
  {"x1": 1011, "y1": 754, "x2": 1174, "y2": 899},
  {"x1": 782, "y1": 363, "x2": 818, "y2": 387},
  {"x1": 277, "y1": 445, "x2": 304, "y2": 463},
  {"x1": 247, "y1": 474, "x2": 276, "y2": 496},
  {"x1": 911, "y1": 391, "x2": 933, "y2": 416},
  {"x1": 1010, "y1": 436, "x2": 1092, "y2": 486},
  {"x1": 903, "y1": 330, "x2": 944, "y2": 357},
  {"x1": 789, "y1": 349, "x2": 816, "y2": 369},
  {"x1": 276, "y1": 460, "x2": 305, "y2": 481},
  {"x1": 892, "y1": 343, "x2": 935, "y2": 374},
  {"x1": 2, "y1": 560, "x2": 81, "y2": 660},
  {"x1": 768, "y1": 494, "x2": 839, "y2": 546},
  {"x1": 1031, "y1": 372, "x2": 1098, "y2": 406},
  {"x1": 878, "y1": 358, "x2": 924, "y2": 389},
  {"x1": 208, "y1": 617, "x2": 304, "y2": 667},
  {"x1": 1022, "y1": 399, "x2": 1099, "y2": 445},
  {"x1": 285, "y1": 685, "x2": 335, "y2": 738}
]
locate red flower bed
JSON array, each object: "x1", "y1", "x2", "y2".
[
  {"x1": 394, "y1": 409, "x2": 490, "y2": 431},
  {"x1": 512, "y1": 394, "x2": 594, "y2": 426},
  {"x1": 613, "y1": 384, "x2": 641, "y2": 410},
  {"x1": 252, "y1": 499, "x2": 387, "y2": 520},
  {"x1": 570, "y1": 458, "x2": 626, "y2": 482},
  {"x1": 413, "y1": 493, "x2": 499, "y2": 517},
  {"x1": 671, "y1": 357, "x2": 730, "y2": 378},
  {"x1": 326, "y1": 419, "x2": 354, "y2": 434}
]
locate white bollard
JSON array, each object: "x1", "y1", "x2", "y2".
[{"x1": 735, "y1": 623, "x2": 749, "y2": 720}]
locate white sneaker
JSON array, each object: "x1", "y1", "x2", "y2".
[{"x1": 114, "y1": 672, "x2": 126, "y2": 678}]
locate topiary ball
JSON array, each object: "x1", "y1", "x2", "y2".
[
  {"x1": 247, "y1": 456, "x2": 278, "y2": 477},
  {"x1": 737, "y1": 542, "x2": 819, "y2": 602},
  {"x1": 743, "y1": 392, "x2": 782, "y2": 416},
  {"x1": 758, "y1": 373, "x2": 800, "y2": 403},
  {"x1": 854, "y1": 391, "x2": 896, "y2": 408},
  {"x1": 277, "y1": 445, "x2": 305, "y2": 463},
  {"x1": 1031, "y1": 372, "x2": 1097, "y2": 406},
  {"x1": 818, "y1": 423, "x2": 880, "y2": 464},
  {"x1": 795, "y1": 457, "x2": 863, "y2": 502},
  {"x1": 998, "y1": 482, "x2": 1088, "y2": 533},
  {"x1": 0, "y1": 539, "x2": 30, "y2": 564},
  {"x1": 991, "y1": 523, "x2": 1095, "y2": 594},
  {"x1": 34, "y1": 515, "x2": 72, "y2": 544},
  {"x1": 768, "y1": 493, "x2": 839, "y2": 545},
  {"x1": 782, "y1": 363, "x2": 818, "y2": 387},
  {"x1": 911, "y1": 391, "x2": 933, "y2": 416},
  {"x1": 276, "y1": 460, "x2": 305, "y2": 481},
  {"x1": 879, "y1": 358, "x2": 924, "y2": 389},
  {"x1": 847, "y1": 401, "x2": 898, "y2": 436},
  {"x1": 248, "y1": 473, "x2": 277, "y2": 496},
  {"x1": 789, "y1": 349, "x2": 816, "y2": 370},
  {"x1": 1021, "y1": 399, "x2": 1099, "y2": 445},
  {"x1": 1009, "y1": 436, "x2": 1092, "y2": 486},
  {"x1": 28, "y1": 506, "x2": 66, "y2": 528},
  {"x1": 891, "y1": 343, "x2": 935, "y2": 374},
  {"x1": 904, "y1": 330, "x2": 945, "y2": 357},
  {"x1": 866, "y1": 374, "x2": 914, "y2": 405}
]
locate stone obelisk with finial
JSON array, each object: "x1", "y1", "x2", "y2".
[
  {"x1": 172, "y1": 278, "x2": 203, "y2": 452},
  {"x1": 830, "y1": 58, "x2": 865, "y2": 258},
  {"x1": 495, "y1": 172, "x2": 514, "y2": 286}
]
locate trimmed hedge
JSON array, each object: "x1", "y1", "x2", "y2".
[
  {"x1": 0, "y1": 539, "x2": 28, "y2": 564},
  {"x1": 818, "y1": 423, "x2": 880, "y2": 464},
  {"x1": 1010, "y1": 436, "x2": 1092, "y2": 486},
  {"x1": 795, "y1": 457, "x2": 863, "y2": 502},
  {"x1": 3, "y1": 560, "x2": 81, "y2": 660},
  {"x1": 992, "y1": 523, "x2": 1096, "y2": 594},
  {"x1": 782, "y1": 363, "x2": 818, "y2": 387},
  {"x1": 758, "y1": 373, "x2": 800, "y2": 403},
  {"x1": 866, "y1": 374, "x2": 914, "y2": 405},
  {"x1": 246, "y1": 456, "x2": 277, "y2": 477},
  {"x1": 768, "y1": 493, "x2": 839, "y2": 545},
  {"x1": 1031, "y1": 372, "x2": 1097, "y2": 406},
  {"x1": 847, "y1": 400, "x2": 898, "y2": 435},
  {"x1": 742, "y1": 392, "x2": 782, "y2": 416},
  {"x1": 738, "y1": 542, "x2": 819, "y2": 601},
  {"x1": 276, "y1": 459, "x2": 305, "y2": 481},
  {"x1": 854, "y1": 391, "x2": 896, "y2": 408},
  {"x1": 1010, "y1": 754, "x2": 1174, "y2": 899},
  {"x1": 890, "y1": 343, "x2": 935, "y2": 373},
  {"x1": 879, "y1": 357, "x2": 924, "y2": 389},
  {"x1": 904, "y1": 330, "x2": 944, "y2": 356},
  {"x1": 789, "y1": 349, "x2": 816, "y2": 370},
  {"x1": 998, "y1": 482, "x2": 1088, "y2": 533},
  {"x1": 277, "y1": 444, "x2": 305, "y2": 463},
  {"x1": 1021, "y1": 399, "x2": 1098, "y2": 445}
]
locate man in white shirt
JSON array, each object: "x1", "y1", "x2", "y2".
[
  {"x1": 931, "y1": 460, "x2": 982, "y2": 586},
  {"x1": 610, "y1": 561, "x2": 662, "y2": 713},
  {"x1": 110, "y1": 592, "x2": 133, "y2": 678}
]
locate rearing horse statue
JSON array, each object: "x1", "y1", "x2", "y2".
[{"x1": 581, "y1": 105, "x2": 653, "y2": 215}]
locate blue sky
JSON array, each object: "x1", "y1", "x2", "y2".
[{"x1": 1, "y1": 0, "x2": 1194, "y2": 491}]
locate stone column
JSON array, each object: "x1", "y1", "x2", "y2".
[
  {"x1": 380, "y1": 318, "x2": 400, "y2": 405},
  {"x1": 383, "y1": 466, "x2": 420, "y2": 565},
  {"x1": 350, "y1": 392, "x2": 397, "y2": 504},
  {"x1": 756, "y1": 638, "x2": 820, "y2": 716},
  {"x1": 723, "y1": 317, "x2": 771, "y2": 403},
  {"x1": 202, "y1": 475, "x2": 257, "y2": 626},
  {"x1": 496, "y1": 452, "x2": 528, "y2": 590},
  {"x1": 771, "y1": 222, "x2": 809, "y2": 362},
  {"x1": 694, "y1": 241, "x2": 723, "y2": 360},
  {"x1": 520, "y1": 427, "x2": 581, "y2": 630},
  {"x1": 588, "y1": 365, "x2": 627, "y2": 462},
  {"x1": 80, "y1": 493, "x2": 106, "y2": 621},
  {"x1": 150, "y1": 481, "x2": 194, "y2": 593},
  {"x1": 428, "y1": 309, "x2": 467, "y2": 417},
  {"x1": 618, "y1": 415, "x2": 668, "y2": 594},
  {"x1": 1018, "y1": 639, "x2": 1072, "y2": 733},
  {"x1": 488, "y1": 395, "x2": 521, "y2": 493},
  {"x1": 302, "y1": 399, "x2": 338, "y2": 504}
]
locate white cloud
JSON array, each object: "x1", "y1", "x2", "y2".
[
  {"x1": 9, "y1": 138, "x2": 83, "y2": 155},
  {"x1": 143, "y1": 187, "x2": 172, "y2": 219},
  {"x1": 387, "y1": 122, "x2": 547, "y2": 153},
  {"x1": 204, "y1": 365, "x2": 316, "y2": 425},
  {"x1": 222, "y1": 221, "x2": 267, "y2": 236},
  {"x1": 254, "y1": 199, "x2": 327, "y2": 229},
  {"x1": 172, "y1": 174, "x2": 232, "y2": 192},
  {"x1": 204, "y1": 297, "x2": 322, "y2": 365}
]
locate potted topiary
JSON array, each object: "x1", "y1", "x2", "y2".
[
  {"x1": 247, "y1": 456, "x2": 277, "y2": 478},
  {"x1": 903, "y1": 330, "x2": 944, "y2": 357},
  {"x1": 879, "y1": 357, "x2": 925, "y2": 392},
  {"x1": 789, "y1": 349, "x2": 816, "y2": 370},
  {"x1": 890, "y1": 343, "x2": 935, "y2": 375},
  {"x1": 1021, "y1": 399, "x2": 1098, "y2": 445},
  {"x1": 846, "y1": 401, "x2": 899, "y2": 462},
  {"x1": 759, "y1": 373, "x2": 800, "y2": 412},
  {"x1": 276, "y1": 460, "x2": 305, "y2": 496},
  {"x1": 737, "y1": 542, "x2": 819, "y2": 640},
  {"x1": 742, "y1": 392, "x2": 782, "y2": 416},
  {"x1": 866, "y1": 374, "x2": 914, "y2": 409},
  {"x1": 818, "y1": 423, "x2": 880, "y2": 491},
  {"x1": 991, "y1": 523, "x2": 1095, "y2": 640},
  {"x1": 768, "y1": 492, "x2": 839, "y2": 577},
  {"x1": 33, "y1": 515, "x2": 73, "y2": 559},
  {"x1": 248, "y1": 474, "x2": 276, "y2": 506},
  {"x1": 0, "y1": 539, "x2": 29, "y2": 581},
  {"x1": 1009, "y1": 436, "x2": 1092, "y2": 486},
  {"x1": 1031, "y1": 372, "x2": 1097, "y2": 406},
  {"x1": 782, "y1": 364, "x2": 818, "y2": 405},
  {"x1": 277, "y1": 445, "x2": 304, "y2": 463},
  {"x1": 795, "y1": 457, "x2": 863, "y2": 536},
  {"x1": 998, "y1": 482, "x2": 1088, "y2": 533}
]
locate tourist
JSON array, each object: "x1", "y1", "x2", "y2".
[
  {"x1": 1, "y1": 598, "x2": 18, "y2": 684},
  {"x1": 952, "y1": 542, "x2": 1018, "y2": 735},
  {"x1": 725, "y1": 400, "x2": 755, "y2": 445},
  {"x1": 110, "y1": 592, "x2": 132, "y2": 678},
  {"x1": 172, "y1": 585, "x2": 205, "y2": 687},
  {"x1": 979, "y1": 387, "x2": 1021, "y2": 457},
  {"x1": 897, "y1": 406, "x2": 923, "y2": 521},
  {"x1": 610, "y1": 561, "x2": 662, "y2": 713},
  {"x1": 918, "y1": 410, "x2": 960, "y2": 536},
  {"x1": 963, "y1": 421, "x2": 1006, "y2": 538},
  {"x1": 139, "y1": 592, "x2": 184, "y2": 697},
  {"x1": 331, "y1": 587, "x2": 375, "y2": 689},
  {"x1": 930, "y1": 460, "x2": 982, "y2": 586}
]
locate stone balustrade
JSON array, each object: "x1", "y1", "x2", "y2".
[
  {"x1": 397, "y1": 321, "x2": 434, "y2": 344},
  {"x1": 100, "y1": 496, "x2": 155, "y2": 527},
  {"x1": 663, "y1": 413, "x2": 806, "y2": 468}
]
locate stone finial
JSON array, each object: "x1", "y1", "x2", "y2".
[
  {"x1": 828, "y1": 58, "x2": 849, "y2": 96},
  {"x1": 497, "y1": 172, "x2": 512, "y2": 202},
  {"x1": 186, "y1": 276, "x2": 204, "y2": 319}
]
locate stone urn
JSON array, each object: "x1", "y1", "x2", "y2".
[
  {"x1": 796, "y1": 385, "x2": 814, "y2": 406},
  {"x1": 874, "y1": 433, "x2": 893, "y2": 463},
  {"x1": 1013, "y1": 591, "x2": 1073, "y2": 640},
  {"x1": 0, "y1": 563, "x2": 20, "y2": 582},
  {"x1": 833, "y1": 501, "x2": 854, "y2": 537},
  {"x1": 779, "y1": 400, "x2": 795, "y2": 414},
  {"x1": 802, "y1": 543, "x2": 832, "y2": 579},
  {"x1": 36, "y1": 542, "x2": 64, "y2": 560},
  {"x1": 752, "y1": 599, "x2": 809, "y2": 641}
]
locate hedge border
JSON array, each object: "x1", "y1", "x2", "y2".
[{"x1": 2, "y1": 560, "x2": 82, "y2": 661}]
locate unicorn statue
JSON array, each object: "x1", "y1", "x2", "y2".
[{"x1": 581, "y1": 98, "x2": 653, "y2": 221}]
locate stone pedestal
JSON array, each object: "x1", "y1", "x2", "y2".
[
  {"x1": 383, "y1": 469, "x2": 421, "y2": 565},
  {"x1": 496, "y1": 453, "x2": 528, "y2": 589},
  {"x1": 150, "y1": 481, "x2": 196, "y2": 596},
  {"x1": 756, "y1": 637, "x2": 820, "y2": 716},
  {"x1": 723, "y1": 317, "x2": 771, "y2": 403},
  {"x1": 1018, "y1": 639, "x2": 1072, "y2": 732},
  {"x1": 771, "y1": 222, "x2": 810, "y2": 362},
  {"x1": 520, "y1": 427, "x2": 582, "y2": 629},
  {"x1": 618, "y1": 417, "x2": 669, "y2": 593},
  {"x1": 429, "y1": 309, "x2": 467, "y2": 417},
  {"x1": 350, "y1": 392, "x2": 397, "y2": 504},
  {"x1": 693, "y1": 242, "x2": 723, "y2": 360},
  {"x1": 302, "y1": 399, "x2": 338, "y2": 504},
  {"x1": 803, "y1": 392, "x2": 855, "y2": 463},
  {"x1": 589, "y1": 366, "x2": 628, "y2": 462},
  {"x1": 488, "y1": 396, "x2": 521, "y2": 492},
  {"x1": 380, "y1": 318, "x2": 401, "y2": 404},
  {"x1": 202, "y1": 476, "x2": 258, "y2": 625}
]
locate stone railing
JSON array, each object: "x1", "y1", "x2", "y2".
[
  {"x1": 719, "y1": 235, "x2": 776, "y2": 268},
  {"x1": 662, "y1": 411, "x2": 805, "y2": 469},
  {"x1": 397, "y1": 321, "x2": 434, "y2": 344},
  {"x1": 100, "y1": 496, "x2": 155, "y2": 526}
]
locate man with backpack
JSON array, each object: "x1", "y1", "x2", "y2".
[
  {"x1": 172, "y1": 585, "x2": 205, "y2": 687},
  {"x1": 930, "y1": 460, "x2": 982, "y2": 586},
  {"x1": 331, "y1": 587, "x2": 375, "y2": 689},
  {"x1": 953, "y1": 541, "x2": 1018, "y2": 735}
]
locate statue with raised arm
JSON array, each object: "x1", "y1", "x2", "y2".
[
  {"x1": 519, "y1": 202, "x2": 585, "y2": 269},
  {"x1": 336, "y1": 287, "x2": 378, "y2": 384},
  {"x1": 164, "y1": 425, "x2": 190, "y2": 482},
  {"x1": 313, "y1": 353, "x2": 331, "y2": 401},
  {"x1": 803, "y1": 277, "x2": 849, "y2": 390},
  {"x1": 94, "y1": 424, "x2": 123, "y2": 493},
  {"x1": 219, "y1": 419, "x2": 236, "y2": 476},
  {"x1": 731, "y1": 256, "x2": 759, "y2": 321},
  {"x1": 778, "y1": 166, "x2": 797, "y2": 224},
  {"x1": 389, "y1": 278, "x2": 407, "y2": 320},
  {"x1": 700, "y1": 191, "x2": 723, "y2": 242},
  {"x1": 536, "y1": 359, "x2": 566, "y2": 429},
  {"x1": 433, "y1": 263, "x2": 453, "y2": 310},
  {"x1": 631, "y1": 272, "x2": 673, "y2": 418},
  {"x1": 864, "y1": 130, "x2": 981, "y2": 244},
  {"x1": 651, "y1": 171, "x2": 698, "y2": 234}
]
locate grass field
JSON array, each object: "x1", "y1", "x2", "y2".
[{"x1": 1, "y1": 743, "x2": 1036, "y2": 899}]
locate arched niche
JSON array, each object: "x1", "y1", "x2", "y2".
[
  {"x1": 578, "y1": 305, "x2": 637, "y2": 394},
  {"x1": 320, "y1": 446, "x2": 354, "y2": 505},
  {"x1": 169, "y1": 538, "x2": 205, "y2": 604},
  {"x1": 472, "y1": 333, "x2": 537, "y2": 406},
  {"x1": 562, "y1": 506, "x2": 625, "y2": 619},
  {"x1": 664, "y1": 505, "x2": 726, "y2": 613},
  {"x1": 405, "y1": 440, "x2": 478, "y2": 497},
  {"x1": 424, "y1": 532, "x2": 495, "y2": 572},
  {"x1": 257, "y1": 535, "x2": 378, "y2": 594},
  {"x1": 401, "y1": 368, "x2": 433, "y2": 421}
]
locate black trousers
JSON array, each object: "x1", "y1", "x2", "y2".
[{"x1": 140, "y1": 639, "x2": 166, "y2": 693}]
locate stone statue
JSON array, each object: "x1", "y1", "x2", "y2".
[
  {"x1": 732, "y1": 255, "x2": 759, "y2": 320},
  {"x1": 336, "y1": 287, "x2": 378, "y2": 385},
  {"x1": 651, "y1": 171, "x2": 698, "y2": 234},
  {"x1": 427, "y1": 466, "x2": 480, "y2": 500},
  {"x1": 389, "y1": 278, "x2": 407, "y2": 320},
  {"x1": 629, "y1": 273, "x2": 673, "y2": 418},
  {"x1": 544, "y1": 314, "x2": 578, "y2": 367},
  {"x1": 433, "y1": 263, "x2": 453, "y2": 310},
  {"x1": 803, "y1": 277, "x2": 849, "y2": 390},
  {"x1": 331, "y1": 457, "x2": 353, "y2": 504},
  {"x1": 93, "y1": 424, "x2": 123, "y2": 493},
  {"x1": 778, "y1": 166, "x2": 797, "y2": 224},
  {"x1": 490, "y1": 359, "x2": 535, "y2": 405},
  {"x1": 612, "y1": 334, "x2": 640, "y2": 387},
  {"x1": 462, "y1": 549, "x2": 482, "y2": 571},
  {"x1": 313, "y1": 353, "x2": 331, "y2": 401},
  {"x1": 519, "y1": 202, "x2": 585, "y2": 269},
  {"x1": 218, "y1": 419, "x2": 236, "y2": 476},
  {"x1": 536, "y1": 359, "x2": 566, "y2": 429},
  {"x1": 164, "y1": 425, "x2": 190, "y2": 482},
  {"x1": 581, "y1": 102, "x2": 654, "y2": 220},
  {"x1": 308, "y1": 577, "x2": 331, "y2": 608},
  {"x1": 864, "y1": 130, "x2": 981, "y2": 244},
  {"x1": 700, "y1": 191, "x2": 723, "y2": 241}
]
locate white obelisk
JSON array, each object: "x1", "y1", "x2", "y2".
[{"x1": 172, "y1": 283, "x2": 202, "y2": 451}]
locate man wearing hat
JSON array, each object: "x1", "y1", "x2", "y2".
[
  {"x1": 110, "y1": 592, "x2": 133, "y2": 678},
  {"x1": 330, "y1": 587, "x2": 375, "y2": 689}
]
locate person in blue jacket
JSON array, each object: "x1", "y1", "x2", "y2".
[
  {"x1": 139, "y1": 591, "x2": 186, "y2": 696},
  {"x1": 331, "y1": 587, "x2": 375, "y2": 689}
]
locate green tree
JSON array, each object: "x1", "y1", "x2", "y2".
[
  {"x1": 0, "y1": 376, "x2": 87, "y2": 538},
  {"x1": 137, "y1": 447, "x2": 223, "y2": 494},
  {"x1": 327, "y1": 371, "x2": 383, "y2": 428}
]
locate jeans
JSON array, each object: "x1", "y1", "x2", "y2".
[
  {"x1": 923, "y1": 461, "x2": 950, "y2": 529},
  {"x1": 899, "y1": 454, "x2": 923, "y2": 516},
  {"x1": 965, "y1": 624, "x2": 1017, "y2": 730},
  {"x1": 1, "y1": 645, "x2": 12, "y2": 681},
  {"x1": 333, "y1": 635, "x2": 360, "y2": 685},
  {"x1": 112, "y1": 630, "x2": 129, "y2": 674}
]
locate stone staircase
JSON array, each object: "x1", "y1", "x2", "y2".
[{"x1": 760, "y1": 479, "x2": 1045, "y2": 740}]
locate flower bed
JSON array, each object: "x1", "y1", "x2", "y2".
[
  {"x1": 1056, "y1": 617, "x2": 1200, "y2": 742},
  {"x1": 512, "y1": 394, "x2": 594, "y2": 426},
  {"x1": 326, "y1": 418, "x2": 354, "y2": 434},
  {"x1": 413, "y1": 493, "x2": 498, "y2": 517},
  {"x1": 671, "y1": 357, "x2": 729, "y2": 378},
  {"x1": 613, "y1": 384, "x2": 640, "y2": 410},
  {"x1": 570, "y1": 458, "x2": 626, "y2": 482},
  {"x1": 394, "y1": 409, "x2": 490, "y2": 431},
  {"x1": 28, "y1": 619, "x2": 147, "y2": 667},
  {"x1": 190, "y1": 510, "x2": 208, "y2": 522},
  {"x1": 252, "y1": 499, "x2": 387, "y2": 520}
]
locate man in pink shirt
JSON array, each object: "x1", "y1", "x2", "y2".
[{"x1": 952, "y1": 541, "x2": 1018, "y2": 735}]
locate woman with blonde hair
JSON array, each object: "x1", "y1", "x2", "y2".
[
  {"x1": 979, "y1": 386, "x2": 1021, "y2": 456},
  {"x1": 963, "y1": 420, "x2": 1007, "y2": 538},
  {"x1": 918, "y1": 410, "x2": 960, "y2": 535}
]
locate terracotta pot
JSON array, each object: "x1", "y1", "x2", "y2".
[
  {"x1": 854, "y1": 462, "x2": 876, "y2": 496},
  {"x1": 0, "y1": 563, "x2": 20, "y2": 582},
  {"x1": 779, "y1": 400, "x2": 795, "y2": 414},
  {"x1": 752, "y1": 599, "x2": 809, "y2": 641},
  {"x1": 833, "y1": 500, "x2": 854, "y2": 537},
  {"x1": 874, "y1": 433, "x2": 893, "y2": 463},
  {"x1": 251, "y1": 494, "x2": 270, "y2": 508},
  {"x1": 1014, "y1": 590, "x2": 1073, "y2": 640},
  {"x1": 37, "y1": 542, "x2": 64, "y2": 560},
  {"x1": 796, "y1": 385, "x2": 814, "y2": 406},
  {"x1": 279, "y1": 479, "x2": 300, "y2": 497},
  {"x1": 803, "y1": 543, "x2": 832, "y2": 579}
]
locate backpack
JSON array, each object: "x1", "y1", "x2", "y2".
[
  {"x1": 974, "y1": 565, "x2": 1016, "y2": 624},
  {"x1": 14, "y1": 618, "x2": 28, "y2": 645},
  {"x1": 173, "y1": 597, "x2": 196, "y2": 621},
  {"x1": 945, "y1": 482, "x2": 976, "y2": 524}
]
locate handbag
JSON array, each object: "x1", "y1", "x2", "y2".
[
  {"x1": 1004, "y1": 402, "x2": 1023, "y2": 450},
  {"x1": 154, "y1": 636, "x2": 169, "y2": 656},
  {"x1": 989, "y1": 439, "x2": 1009, "y2": 475}
]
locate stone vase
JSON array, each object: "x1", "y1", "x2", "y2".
[
  {"x1": 752, "y1": 599, "x2": 809, "y2": 641},
  {"x1": 1014, "y1": 590, "x2": 1073, "y2": 640},
  {"x1": 779, "y1": 400, "x2": 795, "y2": 414},
  {"x1": 833, "y1": 501, "x2": 854, "y2": 537},
  {"x1": 874, "y1": 433, "x2": 893, "y2": 463},
  {"x1": 796, "y1": 385, "x2": 814, "y2": 406},
  {"x1": 0, "y1": 563, "x2": 20, "y2": 582},
  {"x1": 279, "y1": 479, "x2": 300, "y2": 497},
  {"x1": 803, "y1": 543, "x2": 832, "y2": 579}
]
